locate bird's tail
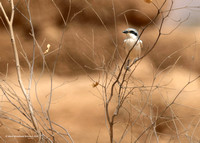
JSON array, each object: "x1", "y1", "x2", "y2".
[{"x1": 124, "y1": 59, "x2": 130, "y2": 70}]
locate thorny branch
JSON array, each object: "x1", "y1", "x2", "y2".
[
  {"x1": 0, "y1": 1, "x2": 74, "y2": 142},
  {"x1": 101, "y1": 0, "x2": 198, "y2": 142},
  {"x1": 0, "y1": 0, "x2": 41, "y2": 140}
]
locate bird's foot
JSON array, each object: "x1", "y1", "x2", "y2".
[
  {"x1": 126, "y1": 66, "x2": 131, "y2": 71},
  {"x1": 133, "y1": 57, "x2": 139, "y2": 64}
]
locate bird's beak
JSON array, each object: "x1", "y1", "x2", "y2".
[{"x1": 123, "y1": 30, "x2": 128, "y2": 34}]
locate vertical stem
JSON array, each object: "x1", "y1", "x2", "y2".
[{"x1": 2, "y1": 0, "x2": 41, "y2": 140}]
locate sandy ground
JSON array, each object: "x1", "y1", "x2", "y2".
[{"x1": 1, "y1": 57, "x2": 200, "y2": 142}]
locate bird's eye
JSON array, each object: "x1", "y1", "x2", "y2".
[{"x1": 129, "y1": 30, "x2": 138, "y2": 36}]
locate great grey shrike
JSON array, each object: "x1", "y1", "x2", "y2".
[
  {"x1": 123, "y1": 28, "x2": 143, "y2": 70},
  {"x1": 123, "y1": 28, "x2": 143, "y2": 69}
]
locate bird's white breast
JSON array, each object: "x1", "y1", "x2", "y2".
[
  {"x1": 124, "y1": 38, "x2": 137, "y2": 50},
  {"x1": 124, "y1": 37, "x2": 142, "y2": 59}
]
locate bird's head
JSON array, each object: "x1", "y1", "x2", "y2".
[{"x1": 123, "y1": 28, "x2": 138, "y2": 38}]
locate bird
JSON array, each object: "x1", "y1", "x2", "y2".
[{"x1": 123, "y1": 28, "x2": 143, "y2": 70}]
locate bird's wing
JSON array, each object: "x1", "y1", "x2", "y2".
[{"x1": 139, "y1": 40, "x2": 143, "y2": 49}]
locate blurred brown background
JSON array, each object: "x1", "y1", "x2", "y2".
[
  {"x1": 0, "y1": 0, "x2": 200, "y2": 74},
  {"x1": 0, "y1": 0, "x2": 200, "y2": 142}
]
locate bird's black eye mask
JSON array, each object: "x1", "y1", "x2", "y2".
[{"x1": 129, "y1": 30, "x2": 138, "y2": 36}]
